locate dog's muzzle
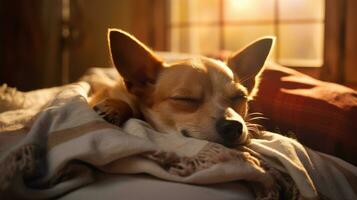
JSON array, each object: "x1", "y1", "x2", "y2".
[{"x1": 215, "y1": 118, "x2": 243, "y2": 147}]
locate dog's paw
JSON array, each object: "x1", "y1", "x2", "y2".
[{"x1": 93, "y1": 98, "x2": 133, "y2": 126}]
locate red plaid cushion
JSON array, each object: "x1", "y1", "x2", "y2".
[{"x1": 250, "y1": 63, "x2": 357, "y2": 165}]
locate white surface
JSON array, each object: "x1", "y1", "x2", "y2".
[{"x1": 60, "y1": 173, "x2": 254, "y2": 200}]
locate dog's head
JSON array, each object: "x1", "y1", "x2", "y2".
[{"x1": 109, "y1": 29, "x2": 274, "y2": 147}]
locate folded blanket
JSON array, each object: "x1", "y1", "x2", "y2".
[{"x1": 0, "y1": 69, "x2": 356, "y2": 200}]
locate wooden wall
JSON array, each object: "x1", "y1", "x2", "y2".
[
  {"x1": 344, "y1": 0, "x2": 357, "y2": 84},
  {"x1": 0, "y1": 0, "x2": 48, "y2": 91},
  {"x1": 67, "y1": 0, "x2": 134, "y2": 82},
  {"x1": 68, "y1": 0, "x2": 168, "y2": 83},
  {"x1": 322, "y1": 0, "x2": 357, "y2": 88},
  {"x1": 0, "y1": 0, "x2": 167, "y2": 90}
]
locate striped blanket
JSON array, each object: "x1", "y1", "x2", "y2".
[{"x1": 0, "y1": 68, "x2": 356, "y2": 200}]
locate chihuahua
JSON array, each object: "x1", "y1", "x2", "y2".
[{"x1": 89, "y1": 29, "x2": 274, "y2": 147}]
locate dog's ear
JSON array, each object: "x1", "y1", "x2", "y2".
[
  {"x1": 227, "y1": 37, "x2": 274, "y2": 96},
  {"x1": 108, "y1": 29, "x2": 163, "y2": 95}
]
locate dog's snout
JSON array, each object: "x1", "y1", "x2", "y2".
[{"x1": 215, "y1": 118, "x2": 243, "y2": 146}]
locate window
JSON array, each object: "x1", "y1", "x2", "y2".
[{"x1": 169, "y1": 0, "x2": 325, "y2": 67}]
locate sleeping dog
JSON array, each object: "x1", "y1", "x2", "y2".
[{"x1": 89, "y1": 29, "x2": 274, "y2": 147}]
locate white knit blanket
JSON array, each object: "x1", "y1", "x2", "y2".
[{"x1": 0, "y1": 71, "x2": 356, "y2": 200}]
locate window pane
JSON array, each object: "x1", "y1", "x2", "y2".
[
  {"x1": 224, "y1": 25, "x2": 276, "y2": 58},
  {"x1": 170, "y1": 26, "x2": 219, "y2": 54},
  {"x1": 170, "y1": 0, "x2": 190, "y2": 24},
  {"x1": 278, "y1": 23, "x2": 324, "y2": 66},
  {"x1": 170, "y1": 27, "x2": 191, "y2": 52},
  {"x1": 190, "y1": 0, "x2": 219, "y2": 23},
  {"x1": 169, "y1": 0, "x2": 325, "y2": 67},
  {"x1": 224, "y1": 0, "x2": 275, "y2": 22},
  {"x1": 190, "y1": 26, "x2": 220, "y2": 54},
  {"x1": 279, "y1": 0, "x2": 325, "y2": 20}
]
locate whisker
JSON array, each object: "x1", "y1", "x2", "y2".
[
  {"x1": 247, "y1": 124, "x2": 260, "y2": 128},
  {"x1": 244, "y1": 119, "x2": 265, "y2": 138},
  {"x1": 247, "y1": 127, "x2": 261, "y2": 135},
  {"x1": 247, "y1": 116, "x2": 268, "y2": 121},
  {"x1": 239, "y1": 73, "x2": 256, "y2": 86},
  {"x1": 247, "y1": 112, "x2": 264, "y2": 117}
]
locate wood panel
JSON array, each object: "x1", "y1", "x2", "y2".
[
  {"x1": 131, "y1": 0, "x2": 168, "y2": 51},
  {"x1": 68, "y1": 0, "x2": 134, "y2": 82},
  {"x1": 344, "y1": 0, "x2": 357, "y2": 83},
  {"x1": 68, "y1": 0, "x2": 168, "y2": 82},
  {"x1": 0, "y1": 0, "x2": 47, "y2": 91},
  {"x1": 322, "y1": 0, "x2": 357, "y2": 86},
  {"x1": 321, "y1": 0, "x2": 346, "y2": 83}
]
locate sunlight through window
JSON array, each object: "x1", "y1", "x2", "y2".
[{"x1": 169, "y1": 0, "x2": 325, "y2": 67}]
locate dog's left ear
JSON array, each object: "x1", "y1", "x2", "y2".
[
  {"x1": 108, "y1": 29, "x2": 163, "y2": 96},
  {"x1": 227, "y1": 37, "x2": 275, "y2": 96}
]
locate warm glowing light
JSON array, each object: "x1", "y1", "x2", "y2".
[
  {"x1": 224, "y1": 0, "x2": 275, "y2": 22},
  {"x1": 170, "y1": 0, "x2": 325, "y2": 67},
  {"x1": 227, "y1": 0, "x2": 251, "y2": 10}
]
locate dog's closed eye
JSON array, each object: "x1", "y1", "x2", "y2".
[
  {"x1": 168, "y1": 96, "x2": 202, "y2": 112},
  {"x1": 169, "y1": 96, "x2": 201, "y2": 104},
  {"x1": 230, "y1": 94, "x2": 248, "y2": 102}
]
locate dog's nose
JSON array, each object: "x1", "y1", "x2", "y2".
[{"x1": 215, "y1": 118, "x2": 243, "y2": 146}]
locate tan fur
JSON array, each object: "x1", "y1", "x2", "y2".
[{"x1": 90, "y1": 29, "x2": 274, "y2": 147}]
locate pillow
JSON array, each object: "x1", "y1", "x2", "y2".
[{"x1": 250, "y1": 62, "x2": 357, "y2": 165}]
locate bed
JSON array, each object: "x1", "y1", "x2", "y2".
[{"x1": 1, "y1": 54, "x2": 356, "y2": 200}]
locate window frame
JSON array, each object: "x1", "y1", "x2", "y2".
[{"x1": 167, "y1": 0, "x2": 326, "y2": 69}]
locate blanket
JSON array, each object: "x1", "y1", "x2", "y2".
[{"x1": 0, "y1": 68, "x2": 356, "y2": 200}]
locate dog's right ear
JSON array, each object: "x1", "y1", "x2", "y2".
[
  {"x1": 227, "y1": 37, "x2": 274, "y2": 96},
  {"x1": 108, "y1": 29, "x2": 163, "y2": 95}
]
